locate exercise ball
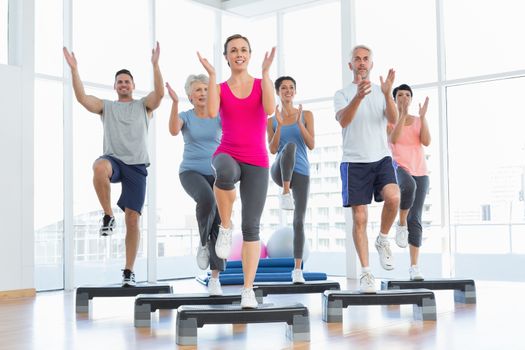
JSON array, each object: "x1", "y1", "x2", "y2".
[
  {"x1": 266, "y1": 226, "x2": 310, "y2": 261},
  {"x1": 229, "y1": 232, "x2": 268, "y2": 260}
]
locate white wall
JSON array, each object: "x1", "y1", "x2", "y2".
[{"x1": 0, "y1": 0, "x2": 34, "y2": 292}]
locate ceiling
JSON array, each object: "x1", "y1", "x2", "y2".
[{"x1": 191, "y1": 0, "x2": 324, "y2": 17}]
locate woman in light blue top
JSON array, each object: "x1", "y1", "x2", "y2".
[
  {"x1": 166, "y1": 74, "x2": 224, "y2": 295},
  {"x1": 266, "y1": 76, "x2": 315, "y2": 284}
]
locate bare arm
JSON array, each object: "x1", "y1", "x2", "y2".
[
  {"x1": 297, "y1": 108, "x2": 315, "y2": 150},
  {"x1": 380, "y1": 68, "x2": 398, "y2": 124},
  {"x1": 336, "y1": 74, "x2": 370, "y2": 128},
  {"x1": 63, "y1": 47, "x2": 103, "y2": 115},
  {"x1": 144, "y1": 42, "x2": 165, "y2": 114},
  {"x1": 419, "y1": 97, "x2": 431, "y2": 146},
  {"x1": 197, "y1": 52, "x2": 220, "y2": 117},
  {"x1": 389, "y1": 99, "x2": 408, "y2": 144},
  {"x1": 261, "y1": 47, "x2": 276, "y2": 115},
  {"x1": 166, "y1": 82, "x2": 183, "y2": 136},
  {"x1": 267, "y1": 106, "x2": 282, "y2": 154}
]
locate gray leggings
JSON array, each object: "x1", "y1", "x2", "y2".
[
  {"x1": 396, "y1": 166, "x2": 429, "y2": 247},
  {"x1": 271, "y1": 143, "x2": 310, "y2": 259},
  {"x1": 179, "y1": 171, "x2": 225, "y2": 271},
  {"x1": 212, "y1": 153, "x2": 269, "y2": 242}
]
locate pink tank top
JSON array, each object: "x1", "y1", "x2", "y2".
[
  {"x1": 389, "y1": 117, "x2": 428, "y2": 176},
  {"x1": 214, "y1": 78, "x2": 269, "y2": 167}
]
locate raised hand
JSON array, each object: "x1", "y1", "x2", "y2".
[
  {"x1": 151, "y1": 41, "x2": 160, "y2": 66},
  {"x1": 197, "y1": 51, "x2": 216, "y2": 77},
  {"x1": 275, "y1": 105, "x2": 283, "y2": 125},
  {"x1": 356, "y1": 74, "x2": 372, "y2": 99},
  {"x1": 165, "y1": 82, "x2": 179, "y2": 103},
  {"x1": 419, "y1": 96, "x2": 429, "y2": 118},
  {"x1": 262, "y1": 47, "x2": 276, "y2": 75},
  {"x1": 63, "y1": 47, "x2": 78, "y2": 70},
  {"x1": 295, "y1": 104, "x2": 303, "y2": 124},
  {"x1": 380, "y1": 68, "x2": 396, "y2": 95},
  {"x1": 399, "y1": 98, "x2": 409, "y2": 117}
]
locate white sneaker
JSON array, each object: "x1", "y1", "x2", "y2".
[
  {"x1": 292, "y1": 269, "x2": 305, "y2": 284},
  {"x1": 207, "y1": 277, "x2": 223, "y2": 296},
  {"x1": 395, "y1": 223, "x2": 409, "y2": 248},
  {"x1": 215, "y1": 225, "x2": 233, "y2": 259},
  {"x1": 196, "y1": 244, "x2": 210, "y2": 270},
  {"x1": 409, "y1": 265, "x2": 424, "y2": 281},
  {"x1": 279, "y1": 192, "x2": 295, "y2": 210},
  {"x1": 359, "y1": 271, "x2": 376, "y2": 293},
  {"x1": 240, "y1": 288, "x2": 258, "y2": 309},
  {"x1": 375, "y1": 235, "x2": 394, "y2": 270}
]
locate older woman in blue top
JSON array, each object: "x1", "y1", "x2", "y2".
[
  {"x1": 266, "y1": 76, "x2": 315, "y2": 284},
  {"x1": 166, "y1": 74, "x2": 224, "y2": 295}
]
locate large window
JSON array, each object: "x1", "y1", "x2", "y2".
[
  {"x1": 355, "y1": 0, "x2": 437, "y2": 85},
  {"x1": 35, "y1": 0, "x2": 62, "y2": 75},
  {"x1": 0, "y1": 0, "x2": 7, "y2": 64},
  {"x1": 283, "y1": 1, "x2": 341, "y2": 100},
  {"x1": 72, "y1": 0, "x2": 151, "y2": 90},
  {"x1": 448, "y1": 77, "x2": 525, "y2": 253},
  {"x1": 444, "y1": 0, "x2": 525, "y2": 79}
]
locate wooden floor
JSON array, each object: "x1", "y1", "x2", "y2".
[{"x1": 0, "y1": 277, "x2": 522, "y2": 349}]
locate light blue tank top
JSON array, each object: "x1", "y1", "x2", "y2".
[
  {"x1": 179, "y1": 109, "x2": 221, "y2": 175},
  {"x1": 272, "y1": 113, "x2": 310, "y2": 176}
]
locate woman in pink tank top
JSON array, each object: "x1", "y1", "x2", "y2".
[
  {"x1": 388, "y1": 84, "x2": 431, "y2": 281},
  {"x1": 198, "y1": 34, "x2": 275, "y2": 308}
]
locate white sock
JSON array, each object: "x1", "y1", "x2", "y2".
[
  {"x1": 379, "y1": 232, "x2": 388, "y2": 240},
  {"x1": 362, "y1": 267, "x2": 371, "y2": 274}
]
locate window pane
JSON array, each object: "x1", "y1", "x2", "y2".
[
  {"x1": 444, "y1": 0, "x2": 525, "y2": 79},
  {"x1": 283, "y1": 1, "x2": 342, "y2": 100},
  {"x1": 72, "y1": 87, "x2": 148, "y2": 285},
  {"x1": 157, "y1": 0, "x2": 215, "y2": 86},
  {"x1": 73, "y1": 0, "x2": 150, "y2": 90},
  {"x1": 355, "y1": 0, "x2": 437, "y2": 85},
  {"x1": 34, "y1": 79, "x2": 63, "y2": 291},
  {"x1": 35, "y1": 0, "x2": 62, "y2": 76},
  {"x1": 448, "y1": 78, "x2": 525, "y2": 279},
  {"x1": 221, "y1": 13, "x2": 277, "y2": 81},
  {"x1": 0, "y1": 0, "x2": 7, "y2": 64}
]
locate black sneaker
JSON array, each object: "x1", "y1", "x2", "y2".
[
  {"x1": 122, "y1": 269, "x2": 136, "y2": 287},
  {"x1": 99, "y1": 214, "x2": 115, "y2": 236}
]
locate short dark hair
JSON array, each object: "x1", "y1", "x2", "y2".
[
  {"x1": 274, "y1": 76, "x2": 297, "y2": 91},
  {"x1": 223, "y1": 34, "x2": 252, "y2": 55},
  {"x1": 393, "y1": 84, "x2": 413, "y2": 100},
  {"x1": 115, "y1": 69, "x2": 134, "y2": 81}
]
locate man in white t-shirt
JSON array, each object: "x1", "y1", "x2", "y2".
[{"x1": 334, "y1": 45, "x2": 400, "y2": 293}]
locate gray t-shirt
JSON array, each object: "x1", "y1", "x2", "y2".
[
  {"x1": 101, "y1": 98, "x2": 150, "y2": 166},
  {"x1": 334, "y1": 83, "x2": 390, "y2": 163}
]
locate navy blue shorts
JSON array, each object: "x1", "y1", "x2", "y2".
[
  {"x1": 99, "y1": 155, "x2": 148, "y2": 214},
  {"x1": 340, "y1": 156, "x2": 397, "y2": 207}
]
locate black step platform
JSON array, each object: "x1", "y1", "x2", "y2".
[
  {"x1": 75, "y1": 284, "x2": 172, "y2": 314},
  {"x1": 134, "y1": 293, "x2": 243, "y2": 327},
  {"x1": 176, "y1": 303, "x2": 310, "y2": 345},
  {"x1": 253, "y1": 280, "x2": 340, "y2": 298},
  {"x1": 381, "y1": 278, "x2": 476, "y2": 304},
  {"x1": 322, "y1": 288, "x2": 436, "y2": 323}
]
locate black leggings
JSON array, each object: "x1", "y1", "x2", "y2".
[
  {"x1": 271, "y1": 143, "x2": 310, "y2": 259},
  {"x1": 179, "y1": 171, "x2": 225, "y2": 271},
  {"x1": 212, "y1": 153, "x2": 269, "y2": 242},
  {"x1": 396, "y1": 166, "x2": 429, "y2": 247}
]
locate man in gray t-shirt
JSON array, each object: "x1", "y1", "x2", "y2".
[
  {"x1": 334, "y1": 44, "x2": 400, "y2": 293},
  {"x1": 63, "y1": 43, "x2": 164, "y2": 286}
]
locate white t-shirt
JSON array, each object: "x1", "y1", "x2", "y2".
[{"x1": 334, "y1": 83, "x2": 391, "y2": 163}]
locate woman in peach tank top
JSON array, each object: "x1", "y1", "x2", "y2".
[
  {"x1": 198, "y1": 34, "x2": 276, "y2": 308},
  {"x1": 388, "y1": 84, "x2": 431, "y2": 281}
]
